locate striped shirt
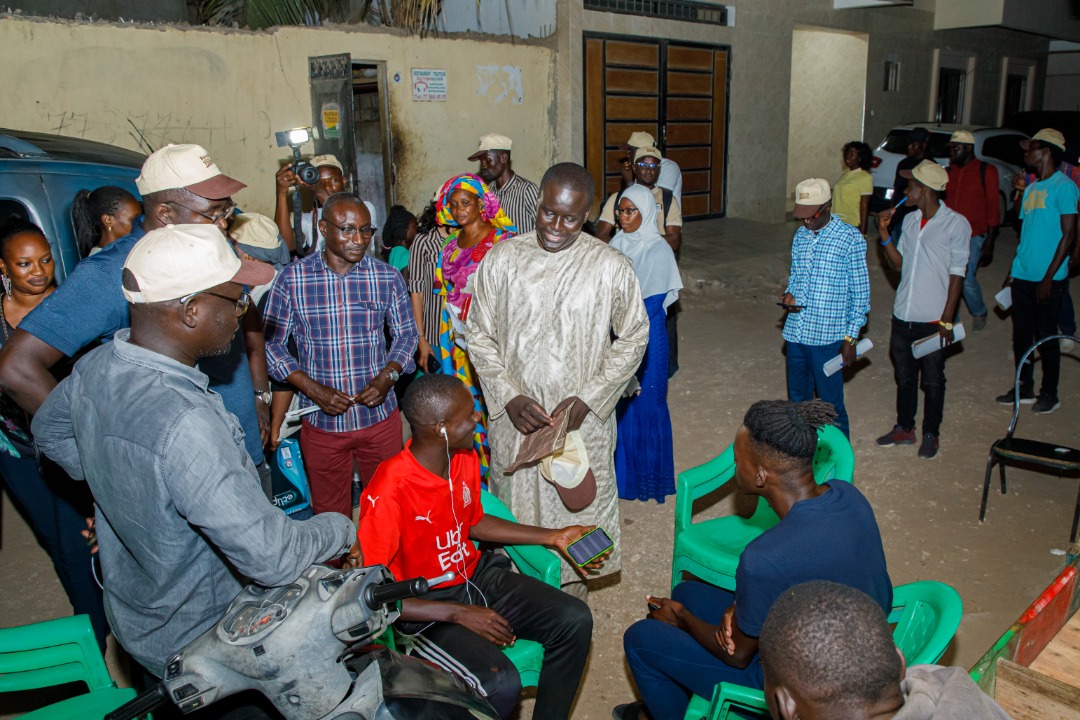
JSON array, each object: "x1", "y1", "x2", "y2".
[
  {"x1": 406, "y1": 229, "x2": 444, "y2": 349},
  {"x1": 783, "y1": 216, "x2": 870, "y2": 345},
  {"x1": 491, "y1": 173, "x2": 539, "y2": 234},
  {"x1": 263, "y1": 251, "x2": 418, "y2": 433}
]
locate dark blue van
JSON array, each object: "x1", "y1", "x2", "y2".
[{"x1": 0, "y1": 129, "x2": 145, "y2": 282}]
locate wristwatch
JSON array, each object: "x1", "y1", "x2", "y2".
[
  {"x1": 385, "y1": 368, "x2": 401, "y2": 384},
  {"x1": 254, "y1": 390, "x2": 272, "y2": 405},
  {"x1": 938, "y1": 321, "x2": 954, "y2": 331}
]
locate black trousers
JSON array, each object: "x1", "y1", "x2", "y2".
[
  {"x1": 889, "y1": 316, "x2": 947, "y2": 436},
  {"x1": 1011, "y1": 279, "x2": 1067, "y2": 400},
  {"x1": 397, "y1": 552, "x2": 593, "y2": 720}
]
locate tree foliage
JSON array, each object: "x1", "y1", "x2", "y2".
[{"x1": 192, "y1": 0, "x2": 445, "y2": 32}]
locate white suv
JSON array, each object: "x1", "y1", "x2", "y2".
[{"x1": 869, "y1": 124, "x2": 1028, "y2": 216}]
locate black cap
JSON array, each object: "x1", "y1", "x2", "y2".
[{"x1": 909, "y1": 127, "x2": 930, "y2": 143}]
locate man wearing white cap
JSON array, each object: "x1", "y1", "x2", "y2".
[
  {"x1": 274, "y1": 153, "x2": 348, "y2": 252},
  {"x1": 945, "y1": 130, "x2": 1000, "y2": 332},
  {"x1": 875, "y1": 160, "x2": 970, "y2": 460},
  {"x1": 781, "y1": 178, "x2": 870, "y2": 438},
  {"x1": 995, "y1": 129, "x2": 1078, "y2": 414},
  {"x1": 621, "y1": 131, "x2": 683, "y2": 206},
  {"x1": 0, "y1": 143, "x2": 273, "y2": 487},
  {"x1": 469, "y1": 133, "x2": 539, "y2": 234},
  {"x1": 32, "y1": 223, "x2": 357, "y2": 682},
  {"x1": 596, "y1": 146, "x2": 682, "y2": 251}
]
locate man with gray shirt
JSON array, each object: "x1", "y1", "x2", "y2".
[{"x1": 33, "y1": 224, "x2": 356, "y2": 680}]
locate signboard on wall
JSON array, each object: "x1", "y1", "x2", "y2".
[{"x1": 411, "y1": 69, "x2": 447, "y2": 101}]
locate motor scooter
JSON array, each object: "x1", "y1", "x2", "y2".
[{"x1": 106, "y1": 563, "x2": 498, "y2": 720}]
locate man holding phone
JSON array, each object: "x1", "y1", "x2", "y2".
[
  {"x1": 357, "y1": 373, "x2": 606, "y2": 720},
  {"x1": 780, "y1": 178, "x2": 870, "y2": 438}
]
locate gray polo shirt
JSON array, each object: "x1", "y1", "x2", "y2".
[{"x1": 33, "y1": 330, "x2": 353, "y2": 676}]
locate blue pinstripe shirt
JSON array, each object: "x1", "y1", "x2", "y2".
[
  {"x1": 783, "y1": 216, "x2": 870, "y2": 346},
  {"x1": 263, "y1": 252, "x2": 418, "y2": 432}
]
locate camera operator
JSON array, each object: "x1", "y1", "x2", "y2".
[{"x1": 274, "y1": 154, "x2": 345, "y2": 253}]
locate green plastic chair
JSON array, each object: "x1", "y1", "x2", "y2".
[
  {"x1": 671, "y1": 424, "x2": 855, "y2": 592},
  {"x1": 0, "y1": 614, "x2": 137, "y2": 720},
  {"x1": 682, "y1": 580, "x2": 964, "y2": 720},
  {"x1": 479, "y1": 489, "x2": 561, "y2": 688}
]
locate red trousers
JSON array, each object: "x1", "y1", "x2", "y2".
[{"x1": 300, "y1": 410, "x2": 403, "y2": 517}]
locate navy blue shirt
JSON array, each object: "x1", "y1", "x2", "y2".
[
  {"x1": 735, "y1": 481, "x2": 892, "y2": 637},
  {"x1": 19, "y1": 219, "x2": 265, "y2": 466}
]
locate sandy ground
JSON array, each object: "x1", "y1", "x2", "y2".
[{"x1": 2, "y1": 215, "x2": 1078, "y2": 719}]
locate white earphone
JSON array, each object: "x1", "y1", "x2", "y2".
[{"x1": 439, "y1": 426, "x2": 447, "y2": 438}]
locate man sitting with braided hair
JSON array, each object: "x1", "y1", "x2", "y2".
[{"x1": 615, "y1": 400, "x2": 893, "y2": 720}]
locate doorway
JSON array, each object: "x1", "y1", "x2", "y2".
[
  {"x1": 352, "y1": 62, "x2": 393, "y2": 237},
  {"x1": 786, "y1": 27, "x2": 869, "y2": 194},
  {"x1": 583, "y1": 33, "x2": 730, "y2": 219}
]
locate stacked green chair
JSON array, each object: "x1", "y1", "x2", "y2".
[
  {"x1": 682, "y1": 580, "x2": 964, "y2": 720},
  {"x1": 0, "y1": 614, "x2": 137, "y2": 720},
  {"x1": 671, "y1": 424, "x2": 855, "y2": 592}
]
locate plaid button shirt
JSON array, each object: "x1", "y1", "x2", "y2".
[
  {"x1": 263, "y1": 252, "x2": 418, "y2": 433},
  {"x1": 783, "y1": 216, "x2": 870, "y2": 345}
]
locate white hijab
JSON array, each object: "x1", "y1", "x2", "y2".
[{"x1": 610, "y1": 184, "x2": 683, "y2": 309}]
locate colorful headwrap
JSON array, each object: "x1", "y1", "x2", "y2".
[{"x1": 435, "y1": 173, "x2": 518, "y2": 234}]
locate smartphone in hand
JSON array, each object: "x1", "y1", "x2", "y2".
[{"x1": 566, "y1": 528, "x2": 614, "y2": 566}]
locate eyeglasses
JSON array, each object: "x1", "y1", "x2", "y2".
[
  {"x1": 323, "y1": 218, "x2": 377, "y2": 240},
  {"x1": 168, "y1": 200, "x2": 237, "y2": 225},
  {"x1": 615, "y1": 207, "x2": 640, "y2": 217},
  {"x1": 634, "y1": 161, "x2": 660, "y2": 170},
  {"x1": 180, "y1": 290, "x2": 251, "y2": 317}
]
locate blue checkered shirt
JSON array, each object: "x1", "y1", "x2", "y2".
[
  {"x1": 782, "y1": 216, "x2": 870, "y2": 346},
  {"x1": 263, "y1": 252, "x2": 418, "y2": 433}
]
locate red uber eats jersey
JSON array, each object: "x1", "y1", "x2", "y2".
[{"x1": 358, "y1": 441, "x2": 483, "y2": 588}]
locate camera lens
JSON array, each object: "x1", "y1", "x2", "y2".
[{"x1": 295, "y1": 161, "x2": 320, "y2": 185}]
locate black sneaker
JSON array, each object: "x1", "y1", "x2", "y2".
[
  {"x1": 996, "y1": 388, "x2": 1036, "y2": 405},
  {"x1": 918, "y1": 433, "x2": 939, "y2": 459},
  {"x1": 1032, "y1": 396, "x2": 1061, "y2": 414},
  {"x1": 876, "y1": 425, "x2": 916, "y2": 446}
]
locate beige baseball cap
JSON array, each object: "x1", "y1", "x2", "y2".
[
  {"x1": 792, "y1": 178, "x2": 832, "y2": 218},
  {"x1": 948, "y1": 130, "x2": 975, "y2": 145},
  {"x1": 634, "y1": 147, "x2": 663, "y2": 163},
  {"x1": 624, "y1": 131, "x2": 656, "y2": 149},
  {"x1": 1020, "y1": 128, "x2": 1066, "y2": 152},
  {"x1": 900, "y1": 160, "x2": 949, "y2": 192},
  {"x1": 122, "y1": 224, "x2": 274, "y2": 304},
  {"x1": 229, "y1": 213, "x2": 282, "y2": 250},
  {"x1": 135, "y1": 144, "x2": 246, "y2": 199},
  {"x1": 310, "y1": 154, "x2": 344, "y2": 173},
  {"x1": 468, "y1": 133, "x2": 513, "y2": 161},
  {"x1": 539, "y1": 430, "x2": 597, "y2": 512}
]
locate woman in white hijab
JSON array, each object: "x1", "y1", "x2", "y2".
[{"x1": 610, "y1": 184, "x2": 683, "y2": 503}]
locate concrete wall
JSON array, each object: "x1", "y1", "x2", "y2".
[
  {"x1": 0, "y1": 16, "x2": 556, "y2": 216},
  {"x1": 555, "y1": 0, "x2": 1048, "y2": 222},
  {"x1": 787, "y1": 27, "x2": 869, "y2": 193}
]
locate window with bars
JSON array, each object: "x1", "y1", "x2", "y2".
[{"x1": 584, "y1": 0, "x2": 729, "y2": 26}]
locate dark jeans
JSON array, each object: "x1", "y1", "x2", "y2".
[
  {"x1": 1059, "y1": 279, "x2": 1076, "y2": 336},
  {"x1": 1012, "y1": 279, "x2": 1067, "y2": 400},
  {"x1": 397, "y1": 552, "x2": 592, "y2": 720},
  {"x1": 623, "y1": 582, "x2": 763, "y2": 720},
  {"x1": 785, "y1": 340, "x2": 849, "y2": 437},
  {"x1": 0, "y1": 449, "x2": 108, "y2": 650},
  {"x1": 889, "y1": 316, "x2": 947, "y2": 436}
]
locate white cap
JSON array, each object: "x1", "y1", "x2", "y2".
[
  {"x1": 468, "y1": 133, "x2": 513, "y2": 161},
  {"x1": 135, "y1": 144, "x2": 246, "y2": 199},
  {"x1": 229, "y1": 213, "x2": 282, "y2": 250},
  {"x1": 310, "y1": 154, "x2": 344, "y2": 173},
  {"x1": 122, "y1": 224, "x2": 274, "y2": 304},
  {"x1": 792, "y1": 178, "x2": 832, "y2": 218}
]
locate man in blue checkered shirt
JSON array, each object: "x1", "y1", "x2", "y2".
[{"x1": 780, "y1": 178, "x2": 870, "y2": 437}]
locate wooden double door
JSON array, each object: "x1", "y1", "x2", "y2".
[{"x1": 584, "y1": 34, "x2": 730, "y2": 219}]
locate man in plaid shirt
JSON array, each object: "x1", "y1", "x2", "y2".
[
  {"x1": 264, "y1": 193, "x2": 418, "y2": 518},
  {"x1": 780, "y1": 178, "x2": 870, "y2": 438}
]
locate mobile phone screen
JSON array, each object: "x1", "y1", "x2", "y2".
[{"x1": 566, "y1": 528, "x2": 614, "y2": 566}]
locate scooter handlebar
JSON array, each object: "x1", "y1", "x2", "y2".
[{"x1": 364, "y1": 571, "x2": 456, "y2": 610}]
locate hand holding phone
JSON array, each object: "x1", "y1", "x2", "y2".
[{"x1": 565, "y1": 527, "x2": 614, "y2": 567}]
